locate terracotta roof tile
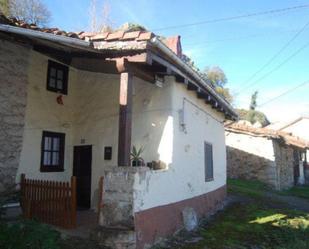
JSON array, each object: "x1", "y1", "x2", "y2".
[
  {"x1": 90, "y1": 32, "x2": 109, "y2": 41},
  {"x1": 136, "y1": 32, "x2": 154, "y2": 41},
  {"x1": 121, "y1": 31, "x2": 141, "y2": 40},
  {"x1": 105, "y1": 31, "x2": 125, "y2": 41},
  {"x1": 225, "y1": 123, "x2": 309, "y2": 149}
]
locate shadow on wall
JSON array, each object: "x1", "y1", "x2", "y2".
[{"x1": 226, "y1": 146, "x2": 277, "y2": 189}]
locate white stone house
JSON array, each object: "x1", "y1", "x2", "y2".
[
  {"x1": 225, "y1": 123, "x2": 308, "y2": 190},
  {"x1": 0, "y1": 15, "x2": 237, "y2": 248}
]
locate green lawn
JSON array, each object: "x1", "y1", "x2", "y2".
[
  {"x1": 154, "y1": 179, "x2": 309, "y2": 249},
  {"x1": 227, "y1": 178, "x2": 269, "y2": 198},
  {"x1": 279, "y1": 185, "x2": 309, "y2": 200},
  {"x1": 181, "y1": 203, "x2": 309, "y2": 249}
]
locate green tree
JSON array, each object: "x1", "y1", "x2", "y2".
[
  {"x1": 250, "y1": 91, "x2": 258, "y2": 110},
  {"x1": 204, "y1": 66, "x2": 227, "y2": 88},
  {"x1": 202, "y1": 66, "x2": 233, "y2": 103},
  {"x1": 0, "y1": 0, "x2": 9, "y2": 16}
]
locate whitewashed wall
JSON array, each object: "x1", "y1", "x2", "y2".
[
  {"x1": 17, "y1": 51, "x2": 121, "y2": 207},
  {"x1": 225, "y1": 133, "x2": 275, "y2": 161},
  {"x1": 16, "y1": 49, "x2": 228, "y2": 210},
  {"x1": 17, "y1": 50, "x2": 176, "y2": 207},
  {"x1": 133, "y1": 81, "x2": 227, "y2": 212}
]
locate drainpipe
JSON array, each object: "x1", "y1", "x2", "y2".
[{"x1": 150, "y1": 37, "x2": 238, "y2": 119}]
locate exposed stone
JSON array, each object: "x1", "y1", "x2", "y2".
[
  {"x1": 91, "y1": 227, "x2": 136, "y2": 249},
  {"x1": 0, "y1": 39, "x2": 30, "y2": 192},
  {"x1": 226, "y1": 131, "x2": 299, "y2": 190},
  {"x1": 99, "y1": 167, "x2": 139, "y2": 229},
  {"x1": 182, "y1": 207, "x2": 198, "y2": 231}
]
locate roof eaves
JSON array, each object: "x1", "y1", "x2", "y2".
[{"x1": 149, "y1": 37, "x2": 238, "y2": 119}]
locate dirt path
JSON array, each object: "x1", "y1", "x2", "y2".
[{"x1": 264, "y1": 192, "x2": 309, "y2": 212}]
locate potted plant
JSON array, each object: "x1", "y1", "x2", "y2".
[{"x1": 131, "y1": 146, "x2": 144, "y2": 167}]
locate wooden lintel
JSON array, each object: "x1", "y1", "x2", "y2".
[
  {"x1": 187, "y1": 82, "x2": 197, "y2": 91},
  {"x1": 115, "y1": 58, "x2": 155, "y2": 83},
  {"x1": 131, "y1": 65, "x2": 155, "y2": 83},
  {"x1": 71, "y1": 57, "x2": 118, "y2": 73},
  {"x1": 175, "y1": 75, "x2": 185, "y2": 83},
  {"x1": 118, "y1": 72, "x2": 133, "y2": 166},
  {"x1": 33, "y1": 44, "x2": 72, "y2": 65},
  {"x1": 211, "y1": 101, "x2": 218, "y2": 109},
  {"x1": 197, "y1": 88, "x2": 205, "y2": 99},
  {"x1": 205, "y1": 95, "x2": 212, "y2": 104},
  {"x1": 107, "y1": 52, "x2": 149, "y2": 63}
]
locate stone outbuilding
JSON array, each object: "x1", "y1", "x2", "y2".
[
  {"x1": 225, "y1": 123, "x2": 308, "y2": 190},
  {"x1": 267, "y1": 117, "x2": 309, "y2": 184}
]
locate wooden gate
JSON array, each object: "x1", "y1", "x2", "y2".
[{"x1": 20, "y1": 174, "x2": 77, "y2": 229}]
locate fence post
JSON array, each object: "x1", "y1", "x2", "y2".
[
  {"x1": 20, "y1": 174, "x2": 25, "y2": 211},
  {"x1": 71, "y1": 176, "x2": 77, "y2": 228},
  {"x1": 97, "y1": 176, "x2": 104, "y2": 224}
]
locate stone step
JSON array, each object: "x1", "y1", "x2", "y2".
[{"x1": 90, "y1": 227, "x2": 136, "y2": 249}]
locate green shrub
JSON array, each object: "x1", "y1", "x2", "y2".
[{"x1": 0, "y1": 219, "x2": 61, "y2": 249}]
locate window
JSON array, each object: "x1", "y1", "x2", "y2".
[
  {"x1": 46, "y1": 60, "x2": 68, "y2": 94},
  {"x1": 40, "y1": 131, "x2": 65, "y2": 172},
  {"x1": 204, "y1": 142, "x2": 214, "y2": 181}
]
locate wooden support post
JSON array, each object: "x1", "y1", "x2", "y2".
[
  {"x1": 118, "y1": 72, "x2": 133, "y2": 166},
  {"x1": 71, "y1": 176, "x2": 77, "y2": 228}
]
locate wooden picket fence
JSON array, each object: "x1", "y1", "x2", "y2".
[{"x1": 20, "y1": 174, "x2": 77, "y2": 229}]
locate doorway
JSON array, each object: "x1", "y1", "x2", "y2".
[{"x1": 73, "y1": 145, "x2": 92, "y2": 209}]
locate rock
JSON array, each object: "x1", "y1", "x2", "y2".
[{"x1": 182, "y1": 207, "x2": 198, "y2": 231}]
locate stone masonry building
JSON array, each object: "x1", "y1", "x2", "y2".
[{"x1": 225, "y1": 123, "x2": 308, "y2": 190}]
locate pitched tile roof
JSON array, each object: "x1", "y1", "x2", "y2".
[
  {"x1": 225, "y1": 123, "x2": 309, "y2": 149},
  {"x1": 0, "y1": 13, "x2": 155, "y2": 43}
]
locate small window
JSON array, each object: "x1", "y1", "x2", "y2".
[
  {"x1": 40, "y1": 131, "x2": 65, "y2": 172},
  {"x1": 204, "y1": 142, "x2": 214, "y2": 181},
  {"x1": 46, "y1": 60, "x2": 68, "y2": 94}
]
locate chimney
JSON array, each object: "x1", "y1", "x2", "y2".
[{"x1": 163, "y1": 35, "x2": 182, "y2": 57}]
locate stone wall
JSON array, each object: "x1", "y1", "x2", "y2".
[
  {"x1": 226, "y1": 131, "x2": 296, "y2": 190},
  {"x1": 273, "y1": 140, "x2": 294, "y2": 190},
  {"x1": 226, "y1": 146, "x2": 278, "y2": 188},
  {"x1": 0, "y1": 40, "x2": 30, "y2": 192},
  {"x1": 99, "y1": 167, "x2": 143, "y2": 229},
  {"x1": 225, "y1": 132, "x2": 278, "y2": 189}
]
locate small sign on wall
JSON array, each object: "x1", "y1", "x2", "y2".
[{"x1": 104, "y1": 146, "x2": 112, "y2": 160}]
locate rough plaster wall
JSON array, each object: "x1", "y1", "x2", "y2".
[
  {"x1": 17, "y1": 51, "x2": 75, "y2": 183},
  {"x1": 225, "y1": 133, "x2": 278, "y2": 189},
  {"x1": 0, "y1": 40, "x2": 30, "y2": 192},
  {"x1": 16, "y1": 49, "x2": 173, "y2": 209},
  {"x1": 17, "y1": 50, "x2": 121, "y2": 208},
  {"x1": 273, "y1": 140, "x2": 294, "y2": 190},
  {"x1": 131, "y1": 77, "x2": 173, "y2": 164},
  {"x1": 70, "y1": 71, "x2": 120, "y2": 208},
  {"x1": 133, "y1": 80, "x2": 227, "y2": 212}
]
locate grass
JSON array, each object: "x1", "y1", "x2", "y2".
[
  {"x1": 182, "y1": 204, "x2": 309, "y2": 249},
  {"x1": 154, "y1": 179, "x2": 309, "y2": 249},
  {"x1": 227, "y1": 178, "x2": 269, "y2": 198},
  {"x1": 279, "y1": 185, "x2": 309, "y2": 200}
]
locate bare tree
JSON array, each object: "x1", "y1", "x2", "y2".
[
  {"x1": 89, "y1": 0, "x2": 113, "y2": 32},
  {"x1": 9, "y1": 0, "x2": 51, "y2": 26},
  {"x1": 0, "y1": 0, "x2": 10, "y2": 16}
]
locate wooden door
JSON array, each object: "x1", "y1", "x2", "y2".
[{"x1": 73, "y1": 145, "x2": 92, "y2": 209}]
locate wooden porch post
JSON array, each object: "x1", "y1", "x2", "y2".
[{"x1": 118, "y1": 72, "x2": 133, "y2": 166}]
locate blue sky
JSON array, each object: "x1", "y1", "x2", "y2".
[{"x1": 43, "y1": 0, "x2": 309, "y2": 122}]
